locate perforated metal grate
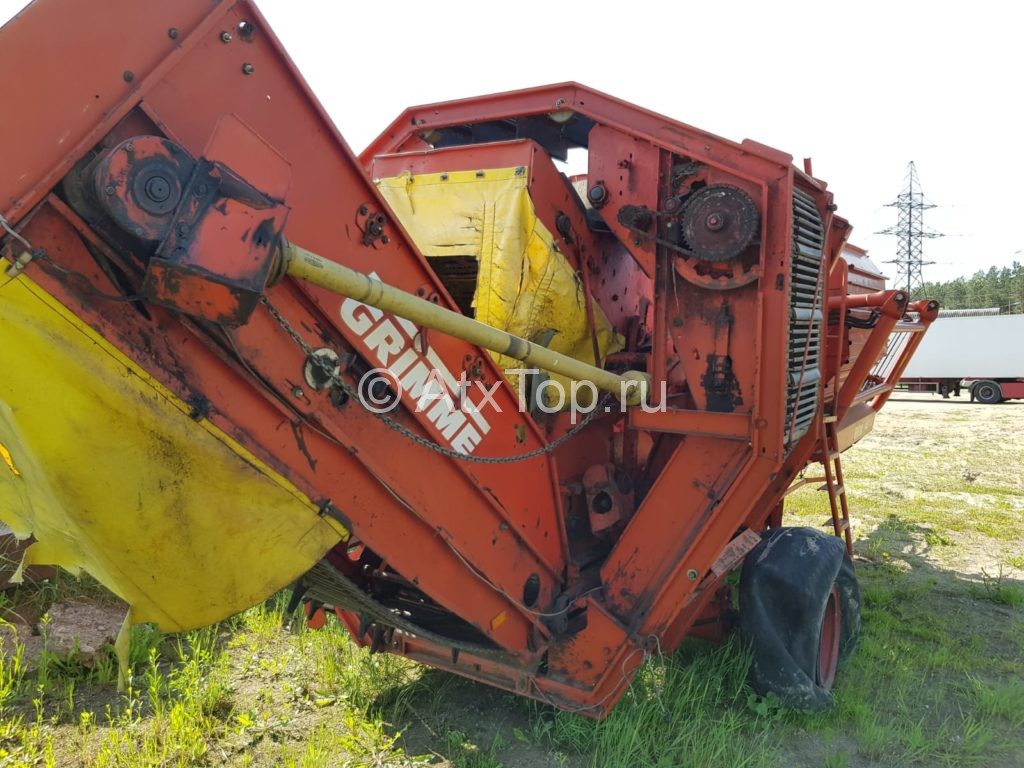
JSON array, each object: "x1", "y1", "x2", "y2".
[{"x1": 784, "y1": 189, "x2": 825, "y2": 447}]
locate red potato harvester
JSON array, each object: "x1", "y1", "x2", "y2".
[{"x1": 0, "y1": 0, "x2": 936, "y2": 716}]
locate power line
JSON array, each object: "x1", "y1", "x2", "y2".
[{"x1": 876, "y1": 161, "x2": 945, "y2": 296}]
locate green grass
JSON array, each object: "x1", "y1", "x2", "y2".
[
  {"x1": 2, "y1": 561, "x2": 1022, "y2": 767},
  {"x1": 537, "y1": 639, "x2": 777, "y2": 768},
  {"x1": 0, "y1": 399, "x2": 1022, "y2": 766}
]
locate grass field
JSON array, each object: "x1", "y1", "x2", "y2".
[{"x1": 1, "y1": 394, "x2": 1022, "y2": 767}]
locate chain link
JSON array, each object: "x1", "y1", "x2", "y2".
[
  {"x1": 303, "y1": 560, "x2": 510, "y2": 661},
  {"x1": 260, "y1": 297, "x2": 610, "y2": 464}
]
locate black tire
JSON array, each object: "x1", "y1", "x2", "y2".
[
  {"x1": 973, "y1": 380, "x2": 1002, "y2": 405},
  {"x1": 739, "y1": 527, "x2": 861, "y2": 710}
]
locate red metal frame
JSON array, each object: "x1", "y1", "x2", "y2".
[{"x1": 0, "y1": 0, "x2": 936, "y2": 717}]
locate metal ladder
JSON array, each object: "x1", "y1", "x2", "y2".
[{"x1": 821, "y1": 416, "x2": 853, "y2": 555}]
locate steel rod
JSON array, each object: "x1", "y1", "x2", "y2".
[{"x1": 281, "y1": 241, "x2": 650, "y2": 404}]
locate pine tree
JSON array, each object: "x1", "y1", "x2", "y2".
[{"x1": 912, "y1": 263, "x2": 1023, "y2": 314}]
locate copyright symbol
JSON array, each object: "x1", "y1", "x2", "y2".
[{"x1": 358, "y1": 368, "x2": 401, "y2": 414}]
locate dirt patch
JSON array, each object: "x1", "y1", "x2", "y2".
[{"x1": 44, "y1": 601, "x2": 125, "y2": 664}]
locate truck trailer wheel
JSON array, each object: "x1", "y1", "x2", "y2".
[
  {"x1": 739, "y1": 527, "x2": 860, "y2": 710},
  {"x1": 972, "y1": 380, "x2": 1003, "y2": 404}
]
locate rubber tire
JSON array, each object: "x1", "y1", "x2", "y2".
[
  {"x1": 973, "y1": 380, "x2": 1002, "y2": 405},
  {"x1": 739, "y1": 527, "x2": 861, "y2": 710}
]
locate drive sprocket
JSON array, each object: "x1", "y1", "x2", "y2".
[{"x1": 680, "y1": 185, "x2": 759, "y2": 262}]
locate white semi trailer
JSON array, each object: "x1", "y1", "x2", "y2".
[{"x1": 900, "y1": 314, "x2": 1024, "y2": 403}]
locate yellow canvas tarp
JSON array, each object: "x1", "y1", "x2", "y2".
[
  {"x1": 0, "y1": 276, "x2": 345, "y2": 638},
  {"x1": 376, "y1": 168, "x2": 623, "y2": 406}
]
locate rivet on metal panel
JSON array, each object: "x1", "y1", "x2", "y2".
[
  {"x1": 167, "y1": 27, "x2": 179, "y2": 39},
  {"x1": 220, "y1": 31, "x2": 232, "y2": 43},
  {"x1": 291, "y1": 386, "x2": 304, "y2": 399},
  {"x1": 122, "y1": 70, "x2": 134, "y2": 83},
  {"x1": 686, "y1": 568, "x2": 699, "y2": 581},
  {"x1": 241, "y1": 63, "x2": 254, "y2": 75}
]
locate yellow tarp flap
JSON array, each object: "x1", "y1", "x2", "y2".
[
  {"x1": 0, "y1": 276, "x2": 345, "y2": 632},
  {"x1": 376, "y1": 168, "x2": 623, "y2": 406}
]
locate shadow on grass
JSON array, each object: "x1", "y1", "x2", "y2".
[
  {"x1": 775, "y1": 516, "x2": 1024, "y2": 768},
  {"x1": 7, "y1": 520, "x2": 1019, "y2": 768},
  {"x1": 363, "y1": 517, "x2": 1024, "y2": 768}
]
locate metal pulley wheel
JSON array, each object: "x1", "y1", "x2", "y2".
[{"x1": 680, "y1": 185, "x2": 759, "y2": 262}]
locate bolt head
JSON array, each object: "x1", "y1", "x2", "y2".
[
  {"x1": 587, "y1": 184, "x2": 607, "y2": 206},
  {"x1": 220, "y1": 31, "x2": 232, "y2": 42},
  {"x1": 241, "y1": 63, "x2": 254, "y2": 75}
]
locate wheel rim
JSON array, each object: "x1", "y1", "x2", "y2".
[
  {"x1": 978, "y1": 384, "x2": 997, "y2": 401},
  {"x1": 817, "y1": 585, "x2": 841, "y2": 690}
]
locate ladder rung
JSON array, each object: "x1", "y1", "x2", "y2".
[
  {"x1": 824, "y1": 518, "x2": 850, "y2": 532},
  {"x1": 834, "y1": 485, "x2": 845, "y2": 496},
  {"x1": 823, "y1": 414, "x2": 837, "y2": 423},
  {"x1": 827, "y1": 451, "x2": 840, "y2": 460}
]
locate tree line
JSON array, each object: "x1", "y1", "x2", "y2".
[{"x1": 913, "y1": 262, "x2": 1024, "y2": 314}]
